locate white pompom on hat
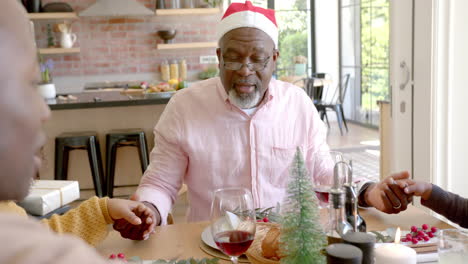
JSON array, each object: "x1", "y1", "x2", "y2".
[{"x1": 216, "y1": 1, "x2": 278, "y2": 48}]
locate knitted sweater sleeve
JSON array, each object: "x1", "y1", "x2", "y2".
[
  {"x1": 41, "y1": 196, "x2": 114, "y2": 246},
  {"x1": 421, "y1": 184, "x2": 468, "y2": 228}
]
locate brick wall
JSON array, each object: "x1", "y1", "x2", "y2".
[{"x1": 34, "y1": 0, "x2": 220, "y2": 78}]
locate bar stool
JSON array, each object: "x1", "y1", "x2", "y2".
[
  {"x1": 55, "y1": 132, "x2": 105, "y2": 197},
  {"x1": 106, "y1": 129, "x2": 149, "y2": 198}
]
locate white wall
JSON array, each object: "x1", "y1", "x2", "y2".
[
  {"x1": 412, "y1": 0, "x2": 433, "y2": 183},
  {"x1": 445, "y1": 0, "x2": 468, "y2": 197}
]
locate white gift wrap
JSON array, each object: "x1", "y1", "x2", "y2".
[{"x1": 18, "y1": 180, "x2": 80, "y2": 216}]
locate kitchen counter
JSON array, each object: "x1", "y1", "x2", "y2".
[{"x1": 47, "y1": 91, "x2": 172, "y2": 110}]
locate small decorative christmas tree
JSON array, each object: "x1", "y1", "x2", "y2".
[{"x1": 279, "y1": 148, "x2": 326, "y2": 264}]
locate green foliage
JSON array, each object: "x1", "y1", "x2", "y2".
[
  {"x1": 274, "y1": 0, "x2": 309, "y2": 78},
  {"x1": 204, "y1": 0, "x2": 222, "y2": 8},
  {"x1": 198, "y1": 67, "x2": 219, "y2": 80},
  {"x1": 278, "y1": 31, "x2": 308, "y2": 76},
  {"x1": 360, "y1": 0, "x2": 390, "y2": 110},
  {"x1": 47, "y1": 24, "x2": 55, "y2": 48},
  {"x1": 279, "y1": 148, "x2": 326, "y2": 264}
]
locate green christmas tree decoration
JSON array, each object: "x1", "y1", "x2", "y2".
[
  {"x1": 47, "y1": 24, "x2": 55, "y2": 48},
  {"x1": 279, "y1": 147, "x2": 327, "y2": 264}
]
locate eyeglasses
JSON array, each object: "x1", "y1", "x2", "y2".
[{"x1": 223, "y1": 56, "x2": 271, "y2": 72}]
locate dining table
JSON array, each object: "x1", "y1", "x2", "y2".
[{"x1": 96, "y1": 205, "x2": 453, "y2": 263}]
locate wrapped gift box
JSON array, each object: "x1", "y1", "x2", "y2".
[{"x1": 18, "y1": 180, "x2": 80, "y2": 216}]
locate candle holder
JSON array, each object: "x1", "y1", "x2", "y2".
[
  {"x1": 326, "y1": 243, "x2": 362, "y2": 264},
  {"x1": 343, "y1": 232, "x2": 376, "y2": 264}
]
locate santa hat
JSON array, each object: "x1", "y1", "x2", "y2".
[{"x1": 216, "y1": 1, "x2": 278, "y2": 48}]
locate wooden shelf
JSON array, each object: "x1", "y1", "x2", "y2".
[
  {"x1": 155, "y1": 8, "x2": 220, "y2": 16},
  {"x1": 157, "y1": 42, "x2": 217, "y2": 50},
  {"x1": 38, "y1": 48, "x2": 80, "y2": 55},
  {"x1": 27, "y1": 12, "x2": 78, "y2": 20}
]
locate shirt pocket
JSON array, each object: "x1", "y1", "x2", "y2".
[{"x1": 269, "y1": 146, "x2": 297, "y2": 187}]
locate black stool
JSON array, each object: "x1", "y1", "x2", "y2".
[
  {"x1": 106, "y1": 129, "x2": 149, "y2": 198},
  {"x1": 55, "y1": 132, "x2": 105, "y2": 197}
]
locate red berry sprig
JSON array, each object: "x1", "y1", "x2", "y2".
[
  {"x1": 400, "y1": 224, "x2": 438, "y2": 244},
  {"x1": 108, "y1": 253, "x2": 126, "y2": 261}
]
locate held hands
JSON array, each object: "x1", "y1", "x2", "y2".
[
  {"x1": 108, "y1": 197, "x2": 156, "y2": 240},
  {"x1": 396, "y1": 179, "x2": 433, "y2": 201},
  {"x1": 364, "y1": 171, "x2": 413, "y2": 214}
]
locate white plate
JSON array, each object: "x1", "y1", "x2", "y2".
[{"x1": 201, "y1": 226, "x2": 219, "y2": 250}]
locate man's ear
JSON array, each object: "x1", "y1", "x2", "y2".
[
  {"x1": 272, "y1": 49, "x2": 280, "y2": 62},
  {"x1": 216, "y1": 48, "x2": 221, "y2": 68}
]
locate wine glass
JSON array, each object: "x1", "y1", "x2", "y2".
[
  {"x1": 210, "y1": 187, "x2": 256, "y2": 264},
  {"x1": 312, "y1": 151, "x2": 344, "y2": 208}
]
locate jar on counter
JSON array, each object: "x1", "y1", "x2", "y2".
[
  {"x1": 160, "y1": 60, "x2": 170, "y2": 82},
  {"x1": 170, "y1": 60, "x2": 179, "y2": 80},
  {"x1": 179, "y1": 59, "x2": 187, "y2": 81}
]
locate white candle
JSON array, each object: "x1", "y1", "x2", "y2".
[
  {"x1": 374, "y1": 227, "x2": 417, "y2": 264},
  {"x1": 374, "y1": 243, "x2": 417, "y2": 264}
]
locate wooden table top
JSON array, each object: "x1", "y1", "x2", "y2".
[{"x1": 96, "y1": 206, "x2": 452, "y2": 263}]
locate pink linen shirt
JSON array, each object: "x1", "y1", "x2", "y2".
[{"x1": 137, "y1": 77, "x2": 334, "y2": 224}]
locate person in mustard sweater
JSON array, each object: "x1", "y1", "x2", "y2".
[
  {"x1": 0, "y1": 195, "x2": 156, "y2": 245},
  {"x1": 0, "y1": 1, "x2": 155, "y2": 262}
]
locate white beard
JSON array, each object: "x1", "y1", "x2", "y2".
[{"x1": 228, "y1": 88, "x2": 262, "y2": 109}]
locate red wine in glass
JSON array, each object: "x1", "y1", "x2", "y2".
[
  {"x1": 314, "y1": 185, "x2": 331, "y2": 208},
  {"x1": 214, "y1": 230, "x2": 254, "y2": 257}
]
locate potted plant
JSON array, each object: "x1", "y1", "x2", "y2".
[
  {"x1": 293, "y1": 55, "x2": 307, "y2": 76},
  {"x1": 38, "y1": 56, "x2": 56, "y2": 99}
]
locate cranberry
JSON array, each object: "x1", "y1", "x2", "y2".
[
  {"x1": 406, "y1": 234, "x2": 412, "y2": 240},
  {"x1": 422, "y1": 224, "x2": 428, "y2": 230},
  {"x1": 411, "y1": 226, "x2": 418, "y2": 233},
  {"x1": 262, "y1": 217, "x2": 269, "y2": 222},
  {"x1": 423, "y1": 236, "x2": 429, "y2": 241},
  {"x1": 117, "y1": 253, "x2": 125, "y2": 259},
  {"x1": 428, "y1": 232, "x2": 434, "y2": 238},
  {"x1": 109, "y1": 254, "x2": 116, "y2": 259},
  {"x1": 412, "y1": 238, "x2": 418, "y2": 244},
  {"x1": 431, "y1": 227, "x2": 438, "y2": 233},
  {"x1": 418, "y1": 231, "x2": 425, "y2": 237}
]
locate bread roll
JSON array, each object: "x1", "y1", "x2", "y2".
[{"x1": 261, "y1": 226, "x2": 281, "y2": 259}]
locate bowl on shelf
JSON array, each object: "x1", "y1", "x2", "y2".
[{"x1": 157, "y1": 30, "x2": 177, "y2": 44}]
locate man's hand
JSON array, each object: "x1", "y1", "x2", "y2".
[
  {"x1": 110, "y1": 195, "x2": 158, "y2": 240},
  {"x1": 364, "y1": 171, "x2": 413, "y2": 214},
  {"x1": 396, "y1": 179, "x2": 433, "y2": 201}
]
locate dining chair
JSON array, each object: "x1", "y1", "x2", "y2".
[{"x1": 314, "y1": 74, "x2": 351, "y2": 135}]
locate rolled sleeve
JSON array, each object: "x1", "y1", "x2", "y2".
[{"x1": 136, "y1": 95, "x2": 187, "y2": 225}]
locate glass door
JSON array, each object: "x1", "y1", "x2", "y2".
[{"x1": 340, "y1": 0, "x2": 389, "y2": 127}]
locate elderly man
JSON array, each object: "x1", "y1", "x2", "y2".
[{"x1": 117, "y1": 1, "x2": 411, "y2": 235}]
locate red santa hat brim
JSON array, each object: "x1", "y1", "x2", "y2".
[{"x1": 216, "y1": 1, "x2": 278, "y2": 48}]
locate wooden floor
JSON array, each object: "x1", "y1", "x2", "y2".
[{"x1": 327, "y1": 121, "x2": 379, "y2": 149}]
